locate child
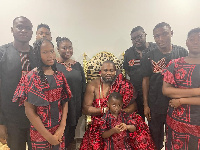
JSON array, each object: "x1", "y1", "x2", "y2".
[
  {"x1": 100, "y1": 92, "x2": 137, "y2": 150},
  {"x1": 12, "y1": 39, "x2": 71, "y2": 150}
]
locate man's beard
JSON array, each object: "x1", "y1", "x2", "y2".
[
  {"x1": 101, "y1": 76, "x2": 114, "y2": 83},
  {"x1": 136, "y1": 44, "x2": 146, "y2": 51}
]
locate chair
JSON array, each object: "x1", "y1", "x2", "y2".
[{"x1": 83, "y1": 51, "x2": 124, "y2": 127}]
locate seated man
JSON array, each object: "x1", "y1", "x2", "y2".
[{"x1": 80, "y1": 60, "x2": 155, "y2": 149}]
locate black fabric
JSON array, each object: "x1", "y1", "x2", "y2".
[
  {"x1": 56, "y1": 62, "x2": 86, "y2": 126},
  {"x1": 123, "y1": 42, "x2": 157, "y2": 92},
  {"x1": 7, "y1": 122, "x2": 32, "y2": 150},
  {"x1": 141, "y1": 45, "x2": 188, "y2": 114},
  {"x1": 149, "y1": 113, "x2": 166, "y2": 150},
  {"x1": 0, "y1": 43, "x2": 34, "y2": 127}
]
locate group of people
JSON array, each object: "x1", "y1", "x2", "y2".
[
  {"x1": 0, "y1": 15, "x2": 200, "y2": 150},
  {"x1": 0, "y1": 16, "x2": 85, "y2": 150}
]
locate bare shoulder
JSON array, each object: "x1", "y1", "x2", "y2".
[{"x1": 86, "y1": 78, "x2": 100, "y2": 90}]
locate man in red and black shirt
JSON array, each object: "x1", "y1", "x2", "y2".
[
  {"x1": 0, "y1": 16, "x2": 34, "y2": 150},
  {"x1": 141, "y1": 22, "x2": 188, "y2": 150},
  {"x1": 123, "y1": 26, "x2": 157, "y2": 120}
]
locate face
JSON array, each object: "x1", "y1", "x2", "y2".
[
  {"x1": 153, "y1": 26, "x2": 173, "y2": 50},
  {"x1": 36, "y1": 27, "x2": 52, "y2": 41},
  {"x1": 108, "y1": 98, "x2": 123, "y2": 116},
  {"x1": 101, "y1": 63, "x2": 116, "y2": 83},
  {"x1": 40, "y1": 41, "x2": 56, "y2": 66},
  {"x1": 58, "y1": 40, "x2": 73, "y2": 60},
  {"x1": 11, "y1": 17, "x2": 33, "y2": 43},
  {"x1": 131, "y1": 30, "x2": 146, "y2": 50},
  {"x1": 186, "y1": 32, "x2": 200, "y2": 54}
]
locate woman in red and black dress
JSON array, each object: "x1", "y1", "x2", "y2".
[
  {"x1": 162, "y1": 28, "x2": 200, "y2": 150},
  {"x1": 13, "y1": 39, "x2": 72, "y2": 149}
]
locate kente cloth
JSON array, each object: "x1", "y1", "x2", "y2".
[
  {"x1": 100, "y1": 111, "x2": 155, "y2": 150},
  {"x1": 162, "y1": 57, "x2": 200, "y2": 150},
  {"x1": 80, "y1": 74, "x2": 155, "y2": 150},
  {"x1": 12, "y1": 70, "x2": 72, "y2": 149}
]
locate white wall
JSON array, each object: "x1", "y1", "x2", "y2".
[{"x1": 0, "y1": 0, "x2": 199, "y2": 62}]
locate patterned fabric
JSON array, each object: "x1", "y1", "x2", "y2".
[
  {"x1": 100, "y1": 111, "x2": 134, "y2": 150},
  {"x1": 141, "y1": 45, "x2": 188, "y2": 114},
  {"x1": 80, "y1": 74, "x2": 155, "y2": 150},
  {"x1": 12, "y1": 69, "x2": 72, "y2": 149},
  {"x1": 20, "y1": 52, "x2": 31, "y2": 77},
  {"x1": 162, "y1": 57, "x2": 200, "y2": 150}
]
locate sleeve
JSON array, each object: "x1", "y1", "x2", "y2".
[
  {"x1": 61, "y1": 73, "x2": 72, "y2": 103},
  {"x1": 12, "y1": 75, "x2": 29, "y2": 106},
  {"x1": 162, "y1": 60, "x2": 176, "y2": 86},
  {"x1": 13, "y1": 72, "x2": 49, "y2": 106},
  {"x1": 140, "y1": 54, "x2": 153, "y2": 77},
  {"x1": 123, "y1": 51, "x2": 129, "y2": 71},
  {"x1": 78, "y1": 62, "x2": 86, "y2": 94}
]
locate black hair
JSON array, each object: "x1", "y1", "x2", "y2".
[
  {"x1": 130, "y1": 26, "x2": 145, "y2": 35},
  {"x1": 56, "y1": 37, "x2": 72, "y2": 48},
  {"x1": 33, "y1": 38, "x2": 57, "y2": 82},
  {"x1": 187, "y1": 27, "x2": 200, "y2": 38},
  {"x1": 13, "y1": 16, "x2": 30, "y2": 26},
  {"x1": 37, "y1": 23, "x2": 50, "y2": 31},
  {"x1": 108, "y1": 92, "x2": 123, "y2": 102},
  {"x1": 153, "y1": 22, "x2": 171, "y2": 32},
  {"x1": 102, "y1": 60, "x2": 116, "y2": 71}
]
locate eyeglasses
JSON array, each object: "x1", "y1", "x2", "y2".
[{"x1": 131, "y1": 33, "x2": 146, "y2": 41}]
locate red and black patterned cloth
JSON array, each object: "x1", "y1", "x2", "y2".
[
  {"x1": 100, "y1": 111, "x2": 155, "y2": 150},
  {"x1": 80, "y1": 74, "x2": 155, "y2": 150},
  {"x1": 12, "y1": 69, "x2": 72, "y2": 149},
  {"x1": 163, "y1": 57, "x2": 200, "y2": 150}
]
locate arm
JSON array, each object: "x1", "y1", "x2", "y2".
[
  {"x1": 24, "y1": 101, "x2": 60, "y2": 145},
  {"x1": 142, "y1": 77, "x2": 151, "y2": 121},
  {"x1": 82, "y1": 82, "x2": 101, "y2": 116},
  {"x1": 102, "y1": 125, "x2": 121, "y2": 138},
  {"x1": 54, "y1": 102, "x2": 68, "y2": 141},
  {"x1": 162, "y1": 81, "x2": 200, "y2": 98},
  {"x1": 169, "y1": 97, "x2": 200, "y2": 108},
  {"x1": 122, "y1": 101, "x2": 137, "y2": 113}
]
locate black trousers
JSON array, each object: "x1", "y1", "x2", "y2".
[
  {"x1": 149, "y1": 112, "x2": 166, "y2": 150},
  {"x1": 6, "y1": 123, "x2": 31, "y2": 150},
  {"x1": 135, "y1": 92, "x2": 145, "y2": 120},
  {"x1": 65, "y1": 125, "x2": 76, "y2": 147}
]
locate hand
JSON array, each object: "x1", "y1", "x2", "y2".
[
  {"x1": 113, "y1": 125, "x2": 122, "y2": 134},
  {"x1": 169, "y1": 99, "x2": 181, "y2": 108},
  {"x1": 47, "y1": 134, "x2": 60, "y2": 146},
  {"x1": 0, "y1": 125, "x2": 7, "y2": 143},
  {"x1": 54, "y1": 126, "x2": 65, "y2": 143},
  {"x1": 118, "y1": 123, "x2": 127, "y2": 131},
  {"x1": 144, "y1": 105, "x2": 151, "y2": 121}
]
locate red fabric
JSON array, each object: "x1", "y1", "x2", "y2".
[
  {"x1": 80, "y1": 74, "x2": 155, "y2": 149},
  {"x1": 12, "y1": 69, "x2": 72, "y2": 149}
]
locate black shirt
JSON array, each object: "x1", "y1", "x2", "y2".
[
  {"x1": 0, "y1": 43, "x2": 34, "y2": 128},
  {"x1": 141, "y1": 45, "x2": 188, "y2": 114},
  {"x1": 123, "y1": 42, "x2": 157, "y2": 92}
]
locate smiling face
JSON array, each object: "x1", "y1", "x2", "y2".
[
  {"x1": 108, "y1": 98, "x2": 123, "y2": 116},
  {"x1": 186, "y1": 32, "x2": 200, "y2": 55},
  {"x1": 153, "y1": 26, "x2": 173, "y2": 51},
  {"x1": 101, "y1": 62, "x2": 116, "y2": 83},
  {"x1": 12, "y1": 17, "x2": 33, "y2": 43},
  {"x1": 57, "y1": 40, "x2": 73, "y2": 60},
  {"x1": 40, "y1": 40, "x2": 56, "y2": 66}
]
